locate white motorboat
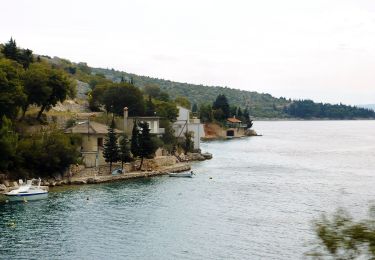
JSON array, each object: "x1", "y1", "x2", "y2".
[
  {"x1": 169, "y1": 171, "x2": 194, "y2": 178},
  {"x1": 5, "y1": 179, "x2": 48, "y2": 202}
]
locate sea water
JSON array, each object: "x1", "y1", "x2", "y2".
[{"x1": 1, "y1": 120, "x2": 375, "y2": 259}]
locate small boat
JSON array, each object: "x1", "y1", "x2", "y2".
[
  {"x1": 5, "y1": 179, "x2": 48, "y2": 202},
  {"x1": 169, "y1": 171, "x2": 194, "y2": 178}
]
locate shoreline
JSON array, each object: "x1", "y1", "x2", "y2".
[
  {"x1": 0, "y1": 162, "x2": 191, "y2": 195},
  {"x1": 67, "y1": 162, "x2": 191, "y2": 185}
]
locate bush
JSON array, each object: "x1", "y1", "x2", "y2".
[{"x1": 16, "y1": 130, "x2": 81, "y2": 178}]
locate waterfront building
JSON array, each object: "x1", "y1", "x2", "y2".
[{"x1": 173, "y1": 106, "x2": 205, "y2": 150}]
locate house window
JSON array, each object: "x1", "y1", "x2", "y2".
[{"x1": 97, "y1": 138, "x2": 103, "y2": 148}]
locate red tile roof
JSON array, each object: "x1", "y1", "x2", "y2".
[{"x1": 227, "y1": 117, "x2": 242, "y2": 123}]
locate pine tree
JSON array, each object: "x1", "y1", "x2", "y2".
[
  {"x1": 212, "y1": 94, "x2": 230, "y2": 120},
  {"x1": 103, "y1": 119, "x2": 119, "y2": 172},
  {"x1": 138, "y1": 122, "x2": 157, "y2": 170},
  {"x1": 130, "y1": 119, "x2": 140, "y2": 158},
  {"x1": 119, "y1": 134, "x2": 132, "y2": 170},
  {"x1": 2, "y1": 38, "x2": 18, "y2": 60}
]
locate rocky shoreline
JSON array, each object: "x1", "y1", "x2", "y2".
[{"x1": 0, "y1": 153, "x2": 212, "y2": 194}]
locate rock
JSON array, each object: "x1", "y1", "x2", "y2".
[
  {"x1": 0, "y1": 184, "x2": 6, "y2": 191},
  {"x1": 202, "y1": 152, "x2": 213, "y2": 159},
  {"x1": 55, "y1": 181, "x2": 63, "y2": 186},
  {"x1": 245, "y1": 129, "x2": 258, "y2": 136},
  {"x1": 43, "y1": 181, "x2": 50, "y2": 186},
  {"x1": 12, "y1": 182, "x2": 19, "y2": 188},
  {"x1": 3, "y1": 180, "x2": 10, "y2": 187},
  {"x1": 71, "y1": 180, "x2": 87, "y2": 185},
  {"x1": 50, "y1": 182, "x2": 56, "y2": 187},
  {"x1": 187, "y1": 153, "x2": 205, "y2": 161},
  {"x1": 0, "y1": 174, "x2": 6, "y2": 181},
  {"x1": 86, "y1": 178, "x2": 97, "y2": 184}
]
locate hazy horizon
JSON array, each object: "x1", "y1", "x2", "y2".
[{"x1": 1, "y1": 0, "x2": 375, "y2": 105}]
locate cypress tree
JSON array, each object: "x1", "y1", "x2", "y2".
[
  {"x1": 130, "y1": 119, "x2": 140, "y2": 158},
  {"x1": 103, "y1": 119, "x2": 119, "y2": 172},
  {"x1": 138, "y1": 122, "x2": 157, "y2": 170},
  {"x1": 119, "y1": 134, "x2": 132, "y2": 170},
  {"x1": 212, "y1": 94, "x2": 230, "y2": 120},
  {"x1": 2, "y1": 38, "x2": 18, "y2": 60}
]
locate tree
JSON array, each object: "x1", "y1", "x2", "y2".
[
  {"x1": 18, "y1": 48, "x2": 33, "y2": 69},
  {"x1": 199, "y1": 103, "x2": 213, "y2": 122},
  {"x1": 17, "y1": 130, "x2": 80, "y2": 178},
  {"x1": 154, "y1": 100, "x2": 178, "y2": 122},
  {"x1": 0, "y1": 58, "x2": 26, "y2": 120},
  {"x1": 0, "y1": 116, "x2": 18, "y2": 171},
  {"x1": 181, "y1": 131, "x2": 194, "y2": 154},
  {"x1": 22, "y1": 62, "x2": 49, "y2": 118},
  {"x1": 308, "y1": 207, "x2": 375, "y2": 259},
  {"x1": 119, "y1": 134, "x2": 132, "y2": 170},
  {"x1": 103, "y1": 119, "x2": 119, "y2": 172},
  {"x1": 175, "y1": 96, "x2": 191, "y2": 109},
  {"x1": 212, "y1": 94, "x2": 230, "y2": 121},
  {"x1": 1, "y1": 38, "x2": 33, "y2": 68},
  {"x1": 243, "y1": 107, "x2": 253, "y2": 128},
  {"x1": 130, "y1": 119, "x2": 141, "y2": 158},
  {"x1": 36, "y1": 67, "x2": 75, "y2": 120},
  {"x1": 102, "y1": 83, "x2": 145, "y2": 116},
  {"x1": 144, "y1": 84, "x2": 161, "y2": 98},
  {"x1": 138, "y1": 122, "x2": 158, "y2": 170},
  {"x1": 1, "y1": 38, "x2": 18, "y2": 61}
]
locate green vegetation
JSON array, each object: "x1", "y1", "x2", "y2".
[
  {"x1": 0, "y1": 116, "x2": 18, "y2": 171},
  {"x1": 119, "y1": 134, "x2": 132, "y2": 170},
  {"x1": 103, "y1": 119, "x2": 120, "y2": 172},
  {"x1": 0, "y1": 39, "x2": 79, "y2": 178},
  {"x1": 285, "y1": 100, "x2": 375, "y2": 119},
  {"x1": 212, "y1": 94, "x2": 230, "y2": 121},
  {"x1": 16, "y1": 130, "x2": 80, "y2": 178},
  {"x1": 308, "y1": 207, "x2": 375, "y2": 259},
  {"x1": 130, "y1": 121, "x2": 159, "y2": 170}
]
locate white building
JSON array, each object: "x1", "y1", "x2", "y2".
[{"x1": 173, "y1": 106, "x2": 205, "y2": 150}]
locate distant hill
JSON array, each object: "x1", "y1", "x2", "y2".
[
  {"x1": 42, "y1": 56, "x2": 375, "y2": 119},
  {"x1": 91, "y1": 67, "x2": 290, "y2": 118},
  {"x1": 358, "y1": 104, "x2": 375, "y2": 111}
]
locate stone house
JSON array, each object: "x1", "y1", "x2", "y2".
[
  {"x1": 118, "y1": 107, "x2": 165, "y2": 136},
  {"x1": 173, "y1": 106, "x2": 205, "y2": 150},
  {"x1": 225, "y1": 117, "x2": 247, "y2": 138},
  {"x1": 65, "y1": 120, "x2": 122, "y2": 167}
]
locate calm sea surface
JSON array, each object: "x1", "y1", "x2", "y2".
[{"x1": 1, "y1": 121, "x2": 375, "y2": 259}]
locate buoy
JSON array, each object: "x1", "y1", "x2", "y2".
[
  {"x1": 209, "y1": 177, "x2": 212, "y2": 179},
  {"x1": 23, "y1": 198, "x2": 28, "y2": 203},
  {"x1": 86, "y1": 197, "x2": 89, "y2": 200},
  {"x1": 5, "y1": 200, "x2": 9, "y2": 203}
]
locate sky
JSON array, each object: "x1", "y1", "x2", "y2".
[{"x1": 1, "y1": 0, "x2": 375, "y2": 105}]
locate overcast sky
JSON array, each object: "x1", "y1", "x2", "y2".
[{"x1": 1, "y1": 0, "x2": 375, "y2": 105}]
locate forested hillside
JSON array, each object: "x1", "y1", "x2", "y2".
[
  {"x1": 91, "y1": 67, "x2": 290, "y2": 118},
  {"x1": 39, "y1": 55, "x2": 375, "y2": 120}
]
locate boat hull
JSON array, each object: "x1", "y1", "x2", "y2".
[
  {"x1": 5, "y1": 192, "x2": 48, "y2": 202},
  {"x1": 169, "y1": 172, "x2": 193, "y2": 178}
]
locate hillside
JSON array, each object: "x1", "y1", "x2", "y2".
[
  {"x1": 40, "y1": 56, "x2": 375, "y2": 119},
  {"x1": 91, "y1": 67, "x2": 290, "y2": 118}
]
